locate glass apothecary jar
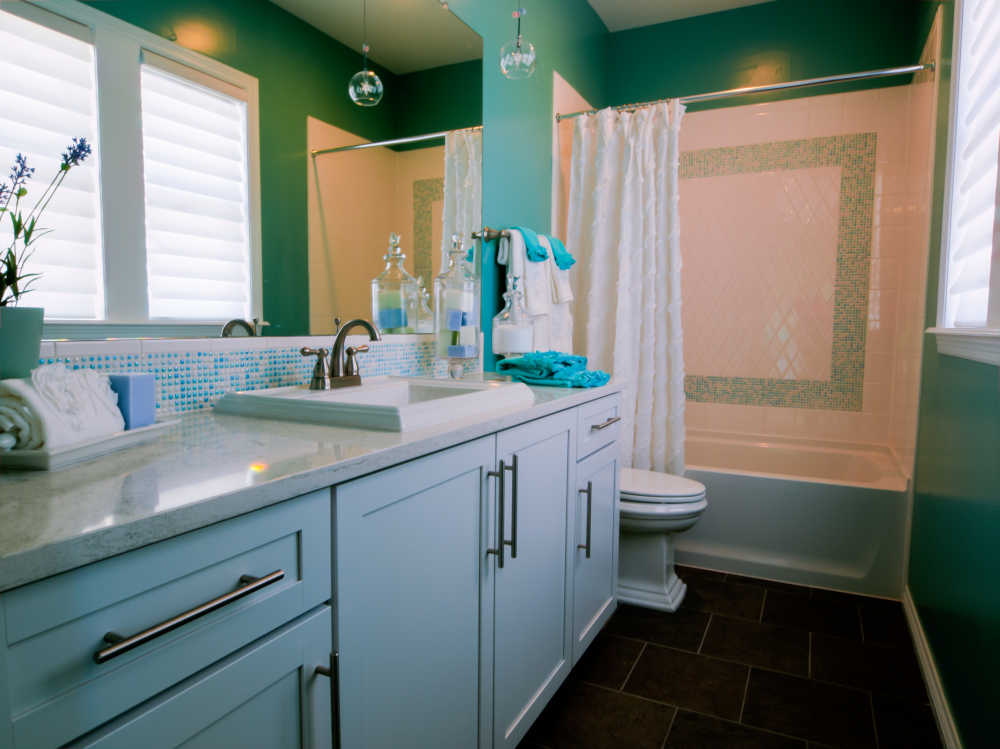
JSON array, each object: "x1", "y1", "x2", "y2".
[
  {"x1": 492, "y1": 276, "x2": 533, "y2": 358},
  {"x1": 415, "y1": 277, "x2": 434, "y2": 334},
  {"x1": 371, "y1": 232, "x2": 419, "y2": 334},
  {"x1": 434, "y1": 234, "x2": 480, "y2": 374}
]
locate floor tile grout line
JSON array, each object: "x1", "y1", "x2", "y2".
[
  {"x1": 737, "y1": 667, "x2": 752, "y2": 723},
  {"x1": 869, "y1": 691, "x2": 881, "y2": 749},
  {"x1": 582, "y1": 681, "x2": 816, "y2": 746},
  {"x1": 759, "y1": 587, "x2": 768, "y2": 622},
  {"x1": 615, "y1": 639, "x2": 810, "y2": 681},
  {"x1": 858, "y1": 602, "x2": 867, "y2": 643},
  {"x1": 619, "y1": 641, "x2": 647, "y2": 691},
  {"x1": 697, "y1": 613, "x2": 712, "y2": 654},
  {"x1": 808, "y1": 631, "x2": 813, "y2": 679},
  {"x1": 659, "y1": 706, "x2": 677, "y2": 749}
]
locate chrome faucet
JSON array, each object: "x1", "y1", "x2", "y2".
[{"x1": 329, "y1": 318, "x2": 381, "y2": 387}]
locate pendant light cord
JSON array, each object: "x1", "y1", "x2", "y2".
[{"x1": 362, "y1": 0, "x2": 369, "y2": 68}]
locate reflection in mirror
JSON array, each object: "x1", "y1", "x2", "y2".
[{"x1": 290, "y1": 1, "x2": 484, "y2": 336}]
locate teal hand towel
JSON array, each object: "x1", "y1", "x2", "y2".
[
  {"x1": 497, "y1": 351, "x2": 610, "y2": 388},
  {"x1": 544, "y1": 235, "x2": 576, "y2": 270},
  {"x1": 512, "y1": 226, "x2": 549, "y2": 262}
]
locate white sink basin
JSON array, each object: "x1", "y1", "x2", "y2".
[{"x1": 215, "y1": 376, "x2": 535, "y2": 432}]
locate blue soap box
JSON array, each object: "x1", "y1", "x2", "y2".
[{"x1": 109, "y1": 373, "x2": 156, "y2": 430}]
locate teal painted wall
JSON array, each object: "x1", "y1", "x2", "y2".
[
  {"x1": 82, "y1": 0, "x2": 480, "y2": 335},
  {"x1": 393, "y1": 60, "x2": 483, "y2": 138},
  {"x1": 446, "y1": 0, "x2": 608, "y2": 368},
  {"x1": 908, "y1": 4, "x2": 1000, "y2": 746},
  {"x1": 604, "y1": 0, "x2": 936, "y2": 111}
]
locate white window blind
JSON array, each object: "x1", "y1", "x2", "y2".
[
  {"x1": 944, "y1": 0, "x2": 1000, "y2": 327},
  {"x1": 0, "y1": 7, "x2": 103, "y2": 319},
  {"x1": 140, "y1": 57, "x2": 252, "y2": 321}
]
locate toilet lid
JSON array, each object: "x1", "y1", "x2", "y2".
[{"x1": 620, "y1": 467, "x2": 706, "y2": 503}]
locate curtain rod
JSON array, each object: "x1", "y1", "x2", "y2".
[
  {"x1": 555, "y1": 63, "x2": 934, "y2": 121},
  {"x1": 311, "y1": 125, "x2": 482, "y2": 157}
]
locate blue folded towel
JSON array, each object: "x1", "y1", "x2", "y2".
[
  {"x1": 512, "y1": 226, "x2": 549, "y2": 262},
  {"x1": 497, "y1": 351, "x2": 610, "y2": 388},
  {"x1": 544, "y1": 235, "x2": 576, "y2": 271}
]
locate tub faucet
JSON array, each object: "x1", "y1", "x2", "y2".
[{"x1": 330, "y1": 318, "x2": 382, "y2": 387}]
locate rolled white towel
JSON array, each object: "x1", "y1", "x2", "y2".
[{"x1": 0, "y1": 364, "x2": 125, "y2": 450}]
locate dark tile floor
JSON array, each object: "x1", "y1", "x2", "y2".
[{"x1": 519, "y1": 566, "x2": 942, "y2": 749}]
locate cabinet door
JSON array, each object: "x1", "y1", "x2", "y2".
[
  {"x1": 572, "y1": 444, "x2": 619, "y2": 662},
  {"x1": 492, "y1": 411, "x2": 574, "y2": 749},
  {"x1": 335, "y1": 437, "x2": 495, "y2": 749},
  {"x1": 66, "y1": 606, "x2": 332, "y2": 749}
]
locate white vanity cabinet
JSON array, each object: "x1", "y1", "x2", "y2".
[{"x1": 335, "y1": 396, "x2": 621, "y2": 749}]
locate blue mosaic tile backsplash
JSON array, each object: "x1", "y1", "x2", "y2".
[{"x1": 39, "y1": 337, "x2": 468, "y2": 417}]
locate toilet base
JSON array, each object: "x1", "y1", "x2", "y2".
[{"x1": 617, "y1": 529, "x2": 688, "y2": 612}]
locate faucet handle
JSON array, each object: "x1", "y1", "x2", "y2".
[
  {"x1": 344, "y1": 345, "x2": 369, "y2": 377},
  {"x1": 300, "y1": 347, "x2": 331, "y2": 390}
]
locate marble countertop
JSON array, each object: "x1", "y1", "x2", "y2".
[{"x1": 0, "y1": 382, "x2": 621, "y2": 592}]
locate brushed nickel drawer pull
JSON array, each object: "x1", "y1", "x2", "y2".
[
  {"x1": 94, "y1": 569, "x2": 285, "y2": 664},
  {"x1": 315, "y1": 651, "x2": 340, "y2": 749},
  {"x1": 504, "y1": 455, "x2": 518, "y2": 559},
  {"x1": 591, "y1": 415, "x2": 621, "y2": 431},
  {"x1": 487, "y1": 462, "x2": 505, "y2": 568},
  {"x1": 577, "y1": 482, "x2": 593, "y2": 558}
]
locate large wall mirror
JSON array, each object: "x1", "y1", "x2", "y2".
[
  {"x1": 296, "y1": 2, "x2": 483, "y2": 336},
  {"x1": 6, "y1": 0, "x2": 481, "y2": 340}
]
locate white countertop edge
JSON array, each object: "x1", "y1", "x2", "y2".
[{"x1": 0, "y1": 383, "x2": 622, "y2": 592}]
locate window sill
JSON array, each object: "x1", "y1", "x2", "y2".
[{"x1": 927, "y1": 327, "x2": 1000, "y2": 367}]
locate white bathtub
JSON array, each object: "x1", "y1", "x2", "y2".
[{"x1": 676, "y1": 431, "x2": 909, "y2": 597}]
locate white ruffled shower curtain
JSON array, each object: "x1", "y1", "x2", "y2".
[
  {"x1": 442, "y1": 128, "x2": 483, "y2": 274},
  {"x1": 567, "y1": 100, "x2": 686, "y2": 473}
]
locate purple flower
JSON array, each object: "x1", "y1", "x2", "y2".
[
  {"x1": 61, "y1": 137, "x2": 92, "y2": 169},
  {"x1": 0, "y1": 183, "x2": 9, "y2": 204},
  {"x1": 9, "y1": 154, "x2": 33, "y2": 189}
]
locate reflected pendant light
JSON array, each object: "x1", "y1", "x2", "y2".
[
  {"x1": 348, "y1": 0, "x2": 383, "y2": 106},
  {"x1": 500, "y1": 7, "x2": 536, "y2": 80}
]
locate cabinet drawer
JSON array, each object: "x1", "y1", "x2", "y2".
[
  {"x1": 67, "y1": 605, "x2": 332, "y2": 749},
  {"x1": 576, "y1": 394, "x2": 621, "y2": 460},
  {"x1": 1, "y1": 490, "x2": 330, "y2": 749}
]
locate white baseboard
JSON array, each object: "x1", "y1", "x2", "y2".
[{"x1": 902, "y1": 587, "x2": 963, "y2": 749}]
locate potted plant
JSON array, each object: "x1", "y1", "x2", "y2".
[{"x1": 0, "y1": 138, "x2": 92, "y2": 378}]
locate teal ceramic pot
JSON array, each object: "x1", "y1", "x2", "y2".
[{"x1": 0, "y1": 306, "x2": 44, "y2": 379}]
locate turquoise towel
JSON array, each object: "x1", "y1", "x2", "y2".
[
  {"x1": 512, "y1": 226, "x2": 549, "y2": 262},
  {"x1": 544, "y1": 235, "x2": 576, "y2": 271},
  {"x1": 497, "y1": 351, "x2": 610, "y2": 388}
]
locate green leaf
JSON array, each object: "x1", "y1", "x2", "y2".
[{"x1": 15, "y1": 187, "x2": 26, "y2": 198}]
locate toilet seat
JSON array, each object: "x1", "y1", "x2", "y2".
[{"x1": 620, "y1": 467, "x2": 706, "y2": 504}]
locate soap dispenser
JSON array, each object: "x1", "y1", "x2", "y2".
[
  {"x1": 492, "y1": 275, "x2": 533, "y2": 358},
  {"x1": 434, "y1": 234, "x2": 480, "y2": 376},
  {"x1": 371, "y1": 232, "x2": 419, "y2": 334}
]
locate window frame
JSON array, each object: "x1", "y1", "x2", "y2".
[
  {"x1": 3, "y1": 0, "x2": 262, "y2": 339},
  {"x1": 931, "y1": 0, "x2": 1000, "y2": 366}
]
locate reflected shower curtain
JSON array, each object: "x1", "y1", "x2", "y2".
[
  {"x1": 567, "y1": 100, "x2": 686, "y2": 472},
  {"x1": 442, "y1": 128, "x2": 482, "y2": 274}
]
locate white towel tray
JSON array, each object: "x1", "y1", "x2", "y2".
[{"x1": 0, "y1": 419, "x2": 179, "y2": 471}]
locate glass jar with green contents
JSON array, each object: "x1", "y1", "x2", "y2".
[{"x1": 371, "y1": 232, "x2": 419, "y2": 334}]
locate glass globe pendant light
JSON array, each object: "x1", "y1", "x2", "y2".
[
  {"x1": 348, "y1": 0, "x2": 383, "y2": 107},
  {"x1": 500, "y1": 7, "x2": 536, "y2": 80}
]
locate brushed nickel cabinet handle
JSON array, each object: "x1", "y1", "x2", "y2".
[
  {"x1": 577, "y1": 482, "x2": 593, "y2": 558},
  {"x1": 315, "y1": 651, "x2": 340, "y2": 749},
  {"x1": 94, "y1": 569, "x2": 285, "y2": 664},
  {"x1": 591, "y1": 415, "x2": 621, "y2": 431},
  {"x1": 503, "y1": 455, "x2": 518, "y2": 559},
  {"x1": 487, "y1": 462, "x2": 505, "y2": 568}
]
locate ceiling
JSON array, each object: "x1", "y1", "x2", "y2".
[
  {"x1": 268, "y1": 0, "x2": 482, "y2": 75},
  {"x1": 586, "y1": 0, "x2": 776, "y2": 32}
]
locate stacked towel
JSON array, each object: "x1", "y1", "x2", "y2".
[
  {"x1": 499, "y1": 229, "x2": 552, "y2": 317},
  {"x1": 0, "y1": 364, "x2": 125, "y2": 450},
  {"x1": 497, "y1": 351, "x2": 610, "y2": 389}
]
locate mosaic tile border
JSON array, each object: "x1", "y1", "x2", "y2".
[
  {"x1": 37, "y1": 337, "x2": 466, "y2": 417},
  {"x1": 413, "y1": 177, "x2": 444, "y2": 286},
  {"x1": 681, "y1": 132, "x2": 877, "y2": 411}
]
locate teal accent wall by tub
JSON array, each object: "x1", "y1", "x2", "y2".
[
  {"x1": 445, "y1": 0, "x2": 608, "y2": 369},
  {"x1": 908, "y1": 4, "x2": 1000, "y2": 746},
  {"x1": 82, "y1": 0, "x2": 481, "y2": 336},
  {"x1": 682, "y1": 133, "x2": 877, "y2": 410},
  {"x1": 604, "y1": 0, "x2": 940, "y2": 111}
]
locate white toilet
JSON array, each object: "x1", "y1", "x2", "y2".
[{"x1": 617, "y1": 467, "x2": 708, "y2": 612}]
